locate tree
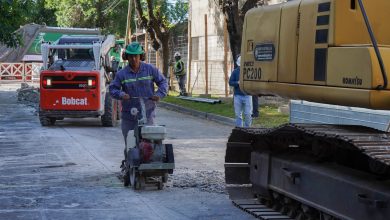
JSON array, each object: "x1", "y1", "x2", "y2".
[
  {"x1": 29, "y1": 0, "x2": 57, "y2": 26},
  {"x1": 215, "y1": 0, "x2": 268, "y2": 66},
  {"x1": 1, "y1": 0, "x2": 24, "y2": 47},
  {"x1": 46, "y1": 0, "x2": 99, "y2": 28},
  {"x1": 102, "y1": 0, "x2": 129, "y2": 37},
  {"x1": 133, "y1": 0, "x2": 188, "y2": 77},
  {"x1": 45, "y1": 0, "x2": 128, "y2": 37},
  {"x1": 0, "y1": 0, "x2": 57, "y2": 47}
]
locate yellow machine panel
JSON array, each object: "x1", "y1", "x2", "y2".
[
  {"x1": 241, "y1": 4, "x2": 282, "y2": 83},
  {"x1": 326, "y1": 47, "x2": 373, "y2": 89},
  {"x1": 297, "y1": 0, "x2": 326, "y2": 85},
  {"x1": 278, "y1": 0, "x2": 299, "y2": 83},
  {"x1": 240, "y1": 0, "x2": 390, "y2": 110},
  {"x1": 332, "y1": 0, "x2": 390, "y2": 46},
  {"x1": 327, "y1": 47, "x2": 390, "y2": 89}
]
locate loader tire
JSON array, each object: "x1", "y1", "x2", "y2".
[
  {"x1": 39, "y1": 115, "x2": 56, "y2": 126},
  {"x1": 101, "y1": 92, "x2": 117, "y2": 127}
]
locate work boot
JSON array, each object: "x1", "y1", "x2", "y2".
[{"x1": 120, "y1": 159, "x2": 126, "y2": 169}]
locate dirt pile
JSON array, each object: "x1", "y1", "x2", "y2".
[{"x1": 17, "y1": 83, "x2": 39, "y2": 112}]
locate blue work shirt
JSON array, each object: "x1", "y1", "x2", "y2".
[
  {"x1": 109, "y1": 62, "x2": 168, "y2": 120},
  {"x1": 229, "y1": 68, "x2": 246, "y2": 96}
]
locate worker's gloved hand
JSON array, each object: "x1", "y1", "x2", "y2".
[
  {"x1": 150, "y1": 95, "x2": 160, "y2": 102},
  {"x1": 122, "y1": 94, "x2": 130, "y2": 100}
]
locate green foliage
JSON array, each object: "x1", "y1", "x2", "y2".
[
  {"x1": 45, "y1": 0, "x2": 95, "y2": 27},
  {"x1": 255, "y1": 105, "x2": 289, "y2": 128},
  {"x1": 168, "y1": 0, "x2": 188, "y2": 24},
  {"x1": 29, "y1": 0, "x2": 57, "y2": 26},
  {"x1": 137, "y1": 0, "x2": 188, "y2": 29},
  {"x1": 104, "y1": 0, "x2": 130, "y2": 37},
  {"x1": 164, "y1": 94, "x2": 235, "y2": 118},
  {"x1": 0, "y1": 0, "x2": 32, "y2": 47},
  {"x1": 164, "y1": 93, "x2": 289, "y2": 128},
  {"x1": 0, "y1": 0, "x2": 186, "y2": 47},
  {"x1": 0, "y1": 0, "x2": 57, "y2": 47},
  {"x1": 45, "y1": 0, "x2": 127, "y2": 37}
]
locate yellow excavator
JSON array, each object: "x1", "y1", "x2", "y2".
[{"x1": 225, "y1": 0, "x2": 390, "y2": 219}]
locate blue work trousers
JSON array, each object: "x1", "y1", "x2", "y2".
[
  {"x1": 233, "y1": 95, "x2": 252, "y2": 127},
  {"x1": 176, "y1": 74, "x2": 187, "y2": 95}
]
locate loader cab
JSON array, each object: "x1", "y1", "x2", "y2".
[
  {"x1": 41, "y1": 35, "x2": 104, "y2": 72},
  {"x1": 48, "y1": 48, "x2": 95, "y2": 71},
  {"x1": 57, "y1": 48, "x2": 94, "y2": 60}
]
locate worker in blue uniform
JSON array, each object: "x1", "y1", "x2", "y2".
[{"x1": 109, "y1": 42, "x2": 168, "y2": 152}]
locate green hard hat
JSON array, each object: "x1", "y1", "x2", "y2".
[{"x1": 125, "y1": 42, "x2": 144, "y2": 55}]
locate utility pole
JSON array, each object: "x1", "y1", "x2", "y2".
[
  {"x1": 125, "y1": 0, "x2": 132, "y2": 44},
  {"x1": 223, "y1": 20, "x2": 229, "y2": 97},
  {"x1": 204, "y1": 14, "x2": 208, "y2": 95}
]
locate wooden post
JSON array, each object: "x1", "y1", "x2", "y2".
[
  {"x1": 170, "y1": 65, "x2": 174, "y2": 90},
  {"x1": 204, "y1": 14, "x2": 209, "y2": 95},
  {"x1": 125, "y1": 0, "x2": 132, "y2": 44},
  {"x1": 156, "y1": 51, "x2": 159, "y2": 70},
  {"x1": 187, "y1": 20, "x2": 192, "y2": 95},
  {"x1": 22, "y1": 62, "x2": 26, "y2": 82},
  {"x1": 144, "y1": 32, "x2": 149, "y2": 62},
  {"x1": 223, "y1": 20, "x2": 229, "y2": 97}
]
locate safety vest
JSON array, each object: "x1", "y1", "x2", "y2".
[{"x1": 174, "y1": 59, "x2": 185, "y2": 76}]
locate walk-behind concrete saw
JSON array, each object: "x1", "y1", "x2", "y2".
[{"x1": 121, "y1": 97, "x2": 174, "y2": 190}]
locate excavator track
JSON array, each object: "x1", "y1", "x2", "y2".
[
  {"x1": 232, "y1": 199, "x2": 292, "y2": 220},
  {"x1": 225, "y1": 124, "x2": 390, "y2": 220}
]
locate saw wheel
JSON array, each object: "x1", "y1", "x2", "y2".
[{"x1": 130, "y1": 167, "x2": 145, "y2": 190}]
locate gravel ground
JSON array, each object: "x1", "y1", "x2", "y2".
[{"x1": 167, "y1": 168, "x2": 226, "y2": 194}]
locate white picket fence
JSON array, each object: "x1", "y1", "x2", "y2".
[{"x1": 0, "y1": 63, "x2": 42, "y2": 82}]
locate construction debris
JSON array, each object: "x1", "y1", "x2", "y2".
[
  {"x1": 166, "y1": 168, "x2": 226, "y2": 194},
  {"x1": 17, "y1": 83, "x2": 39, "y2": 113}
]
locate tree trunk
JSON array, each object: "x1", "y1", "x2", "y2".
[
  {"x1": 133, "y1": 0, "x2": 173, "y2": 78},
  {"x1": 217, "y1": 0, "x2": 264, "y2": 66},
  {"x1": 95, "y1": 0, "x2": 105, "y2": 29},
  {"x1": 159, "y1": 34, "x2": 170, "y2": 78}
]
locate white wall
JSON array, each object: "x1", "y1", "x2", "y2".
[
  {"x1": 189, "y1": 0, "x2": 231, "y2": 95},
  {"x1": 188, "y1": 0, "x2": 284, "y2": 95}
]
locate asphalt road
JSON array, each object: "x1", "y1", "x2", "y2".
[{"x1": 0, "y1": 84, "x2": 255, "y2": 220}]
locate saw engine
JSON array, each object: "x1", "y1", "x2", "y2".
[
  {"x1": 139, "y1": 140, "x2": 153, "y2": 163},
  {"x1": 122, "y1": 98, "x2": 174, "y2": 190}
]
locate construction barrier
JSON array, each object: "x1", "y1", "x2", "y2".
[{"x1": 0, "y1": 63, "x2": 42, "y2": 82}]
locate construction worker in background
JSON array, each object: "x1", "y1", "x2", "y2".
[
  {"x1": 173, "y1": 52, "x2": 187, "y2": 96},
  {"x1": 229, "y1": 55, "x2": 252, "y2": 127},
  {"x1": 109, "y1": 41, "x2": 168, "y2": 159}
]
